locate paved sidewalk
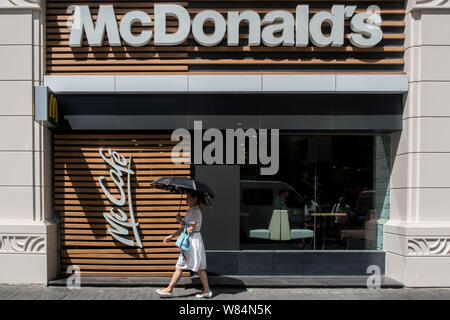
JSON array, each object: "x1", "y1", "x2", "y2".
[{"x1": 0, "y1": 285, "x2": 449, "y2": 300}]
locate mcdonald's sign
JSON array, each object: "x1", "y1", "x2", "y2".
[{"x1": 34, "y1": 86, "x2": 59, "y2": 127}]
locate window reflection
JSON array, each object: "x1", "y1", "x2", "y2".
[{"x1": 240, "y1": 134, "x2": 391, "y2": 251}]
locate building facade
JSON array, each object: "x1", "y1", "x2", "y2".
[{"x1": 0, "y1": 0, "x2": 449, "y2": 287}]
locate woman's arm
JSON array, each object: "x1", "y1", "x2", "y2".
[
  {"x1": 172, "y1": 226, "x2": 184, "y2": 238},
  {"x1": 187, "y1": 223, "x2": 196, "y2": 235},
  {"x1": 163, "y1": 226, "x2": 184, "y2": 244}
]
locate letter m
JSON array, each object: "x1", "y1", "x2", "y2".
[{"x1": 69, "y1": 5, "x2": 121, "y2": 47}]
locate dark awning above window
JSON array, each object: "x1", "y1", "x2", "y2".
[{"x1": 55, "y1": 93, "x2": 403, "y2": 132}]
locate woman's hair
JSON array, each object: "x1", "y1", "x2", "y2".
[{"x1": 186, "y1": 190, "x2": 208, "y2": 206}]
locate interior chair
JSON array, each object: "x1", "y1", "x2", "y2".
[{"x1": 249, "y1": 209, "x2": 314, "y2": 240}]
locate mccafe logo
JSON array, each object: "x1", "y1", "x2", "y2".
[
  {"x1": 98, "y1": 147, "x2": 142, "y2": 248},
  {"x1": 69, "y1": 4, "x2": 382, "y2": 49}
]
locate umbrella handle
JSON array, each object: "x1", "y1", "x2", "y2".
[{"x1": 205, "y1": 194, "x2": 213, "y2": 208}]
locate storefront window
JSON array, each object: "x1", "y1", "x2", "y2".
[{"x1": 240, "y1": 133, "x2": 391, "y2": 250}]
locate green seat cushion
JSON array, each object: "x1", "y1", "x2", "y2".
[
  {"x1": 291, "y1": 229, "x2": 314, "y2": 239},
  {"x1": 249, "y1": 229, "x2": 270, "y2": 240}
]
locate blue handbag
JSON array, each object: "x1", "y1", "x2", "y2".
[{"x1": 176, "y1": 226, "x2": 191, "y2": 251}]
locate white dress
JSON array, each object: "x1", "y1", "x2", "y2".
[{"x1": 175, "y1": 205, "x2": 207, "y2": 272}]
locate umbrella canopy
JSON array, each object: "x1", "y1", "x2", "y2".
[{"x1": 150, "y1": 176, "x2": 215, "y2": 199}]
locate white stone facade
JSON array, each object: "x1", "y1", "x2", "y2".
[
  {"x1": 384, "y1": 0, "x2": 450, "y2": 287},
  {"x1": 0, "y1": 0, "x2": 449, "y2": 286},
  {"x1": 0, "y1": 0, "x2": 57, "y2": 284}
]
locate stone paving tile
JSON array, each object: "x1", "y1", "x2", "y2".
[
  {"x1": 0, "y1": 287, "x2": 20, "y2": 300},
  {"x1": 0, "y1": 286, "x2": 449, "y2": 300}
]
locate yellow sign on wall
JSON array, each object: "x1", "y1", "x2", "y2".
[
  {"x1": 48, "y1": 93, "x2": 58, "y2": 124},
  {"x1": 34, "y1": 86, "x2": 59, "y2": 127}
]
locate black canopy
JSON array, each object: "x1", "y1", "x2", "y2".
[{"x1": 150, "y1": 176, "x2": 215, "y2": 199}]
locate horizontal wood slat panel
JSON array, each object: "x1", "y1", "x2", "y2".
[
  {"x1": 47, "y1": 32, "x2": 405, "y2": 45},
  {"x1": 60, "y1": 264, "x2": 179, "y2": 270},
  {"x1": 61, "y1": 271, "x2": 190, "y2": 276},
  {"x1": 54, "y1": 171, "x2": 190, "y2": 176},
  {"x1": 55, "y1": 164, "x2": 189, "y2": 170},
  {"x1": 46, "y1": 0, "x2": 405, "y2": 74},
  {"x1": 60, "y1": 217, "x2": 183, "y2": 223},
  {"x1": 55, "y1": 152, "x2": 179, "y2": 157},
  {"x1": 54, "y1": 181, "x2": 189, "y2": 187},
  {"x1": 47, "y1": 19, "x2": 405, "y2": 29},
  {"x1": 54, "y1": 134, "x2": 173, "y2": 139},
  {"x1": 55, "y1": 191, "x2": 178, "y2": 197},
  {"x1": 62, "y1": 223, "x2": 184, "y2": 229},
  {"x1": 57, "y1": 203, "x2": 188, "y2": 209},
  {"x1": 63, "y1": 248, "x2": 181, "y2": 253},
  {"x1": 61, "y1": 235, "x2": 174, "y2": 241},
  {"x1": 55, "y1": 157, "x2": 189, "y2": 162},
  {"x1": 61, "y1": 253, "x2": 180, "y2": 258},
  {"x1": 54, "y1": 148, "x2": 179, "y2": 153},
  {"x1": 56, "y1": 206, "x2": 189, "y2": 212},
  {"x1": 54, "y1": 139, "x2": 184, "y2": 145},
  {"x1": 61, "y1": 207, "x2": 187, "y2": 217},
  {"x1": 46, "y1": 23, "x2": 404, "y2": 37},
  {"x1": 56, "y1": 193, "x2": 186, "y2": 198},
  {"x1": 61, "y1": 259, "x2": 179, "y2": 265},
  {"x1": 60, "y1": 212, "x2": 184, "y2": 218},
  {"x1": 48, "y1": 66, "x2": 189, "y2": 72},
  {"x1": 61, "y1": 241, "x2": 178, "y2": 247},
  {"x1": 61, "y1": 228, "x2": 179, "y2": 234},
  {"x1": 46, "y1": 45, "x2": 405, "y2": 54},
  {"x1": 46, "y1": 57, "x2": 405, "y2": 65},
  {"x1": 55, "y1": 133, "x2": 191, "y2": 277}
]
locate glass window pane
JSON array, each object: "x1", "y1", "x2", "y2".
[
  {"x1": 239, "y1": 133, "x2": 391, "y2": 251},
  {"x1": 242, "y1": 189, "x2": 273, "y2": 206}
]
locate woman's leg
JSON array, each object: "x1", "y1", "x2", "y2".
[
  {"x1": 161, "y1": 267, "x2": 183, "y2": 293},
  {"x1": 197, "y1": 269, "x2": 211, "y2": 293}
]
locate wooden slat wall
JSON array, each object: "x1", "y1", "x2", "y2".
[
  {"x1": 46, "y1": 0, "x2": 405, "y2": 74},
  {"x1": 55, "y1": 133, "x2": 191, "y2": 277}
]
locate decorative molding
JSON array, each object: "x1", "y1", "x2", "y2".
[
  {"x1": 0, "y1": 234, "x2": 45, "y2": 254},
  {"x1": 0, "y1": 0, "x2": 41, "y2": 9},
  {"x1": 412, "y1": 0, "x2": 450, "y2": 10},
  {"x1": 407, "y1": 238, "x2": 450, "y2": 256}
]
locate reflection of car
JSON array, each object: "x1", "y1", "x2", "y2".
[
  {"x1": 240, "y1": 180, "x2": 304, "y2": 234},
  {"x1": 353, "y1": 190, "x2": 375, "y2": 225}
]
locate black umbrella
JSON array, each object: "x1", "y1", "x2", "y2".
[{"x1": 150, "y1": 176, "x2": 215, "y2": 199}]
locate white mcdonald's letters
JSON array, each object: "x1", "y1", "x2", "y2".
[
  {"x1": 98, "y1": 147, "x2": 142, "y2": 248},
  {"x1": 69, "y1": 4, "x2": 383, "y2": 49}
]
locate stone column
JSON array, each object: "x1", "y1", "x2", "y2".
[
  {"x1": 0, "y1": 0, "x2": 57, "y2": 284},
  {"x1": 385, "y1": 0, "x2": 450, "y2": 287}
]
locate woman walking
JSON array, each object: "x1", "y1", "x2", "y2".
[{"x1": 155, "y1": 190, "x2": 212, "y2": 298}]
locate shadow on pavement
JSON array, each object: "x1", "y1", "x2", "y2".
[{"x1": 184, "y1": 275, "x2": 248, "y2": 297}]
